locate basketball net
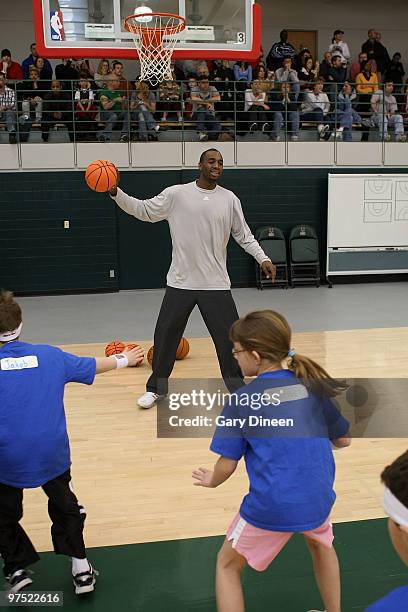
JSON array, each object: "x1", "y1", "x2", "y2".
[{"x1": 124, "y1": 13, "x2": 186, "y2": 86}]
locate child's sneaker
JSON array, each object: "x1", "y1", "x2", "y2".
[
  {"x1": 73, "y1": 564, "x2": 98, "y2": 595},
  {"x1": 6, "y1": 569, "x2": 33, "y2": 593}
]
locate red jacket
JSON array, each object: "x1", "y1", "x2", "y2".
[{"x1": 3, "y1": 61, "x2": 23, "y2": 81}]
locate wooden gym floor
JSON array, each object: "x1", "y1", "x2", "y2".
[{"x1": 19, "y1": 327, "x2": 408, "y2": 611}]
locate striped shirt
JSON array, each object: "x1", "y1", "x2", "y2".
[{"x1": 0, "y1": 86, "x2": 16, "y2": 110}]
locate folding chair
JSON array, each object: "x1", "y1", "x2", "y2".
[
  {"x1": 255, "y1": 226, "x2": 288, "y2": 289},
  {"x1": 289, "y1": 225, "x2": 321, "y2": 287}
]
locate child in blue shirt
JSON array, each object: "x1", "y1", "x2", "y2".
[
  {"x1": 193, "y1": 309, "x2": 350, "y2": 612},
  {"x1": 365, "y1": 450, "x2": 408, "y2": 611},
  {"x1": 0, "y1": 290, "x2": 144, "y2": 595}
]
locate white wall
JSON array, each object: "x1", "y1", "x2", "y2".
[{"x1": 3, "y1": 0, "x2": 408, "y2": 73}]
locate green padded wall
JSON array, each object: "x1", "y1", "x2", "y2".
[{"x1": 0, "y1": 168, "x2": 405, "y2": 293}]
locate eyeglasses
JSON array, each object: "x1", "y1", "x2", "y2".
[{"x1": 231, "y1": 348, "x2": 247, "y2": 358}]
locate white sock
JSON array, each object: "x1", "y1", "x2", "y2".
[{"x1": 72, "y1": 557, "x2": 90, "y2": 575}]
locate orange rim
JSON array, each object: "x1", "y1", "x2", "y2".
[{"x1": 124, "y1": 12, "x2": 186, "y2": 37}]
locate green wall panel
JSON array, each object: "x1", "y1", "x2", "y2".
[
  {"x1": 0, "y1": 172, "x2": 118, "y2": 294},
  {"x1": 1, "y1": 168, "x2": 406, "y2": 293}
]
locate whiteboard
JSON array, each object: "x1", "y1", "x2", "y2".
[{"x1": 328, "y1": 174, "x2": 408, "y2": 248}]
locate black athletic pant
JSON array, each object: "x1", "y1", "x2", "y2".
[
  {"x1": 0, "y1": 469, "x2": 86, "y2": 577},
  {"x1": 147, "y1": 286, "x2": 244, "y2": 395}
]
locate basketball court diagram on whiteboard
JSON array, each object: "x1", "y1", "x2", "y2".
[
  {"x1": 33, "y1": 0, "x2": 261, "y2": 60},
  {"x1": 363, "y1": 179, "x2": 408, "y2": 223}
]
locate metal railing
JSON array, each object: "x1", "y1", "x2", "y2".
[{"x1": 0, "y1": 79, "x2": 407, "y2": 146}]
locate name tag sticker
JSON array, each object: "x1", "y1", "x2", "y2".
[{"x1": 0, "y1": 356, "x2": 39, "y2": 371}]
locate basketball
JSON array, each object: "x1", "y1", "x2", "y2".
[
  {"x1": 147, "y1": 346, "x2": 154, "y2": 366},
  {"x1": 105, "y1": 340, "x2": 126, "y2": 357},
  {"x1": 176, "y1": 337, "x2": 189, "y2": 360},
  {"x1": 85, "y1": 160, "x2": 118, "y2": 192},
  {"x1": 126, "y1": 343, "x2": 143, "y2": 367}
]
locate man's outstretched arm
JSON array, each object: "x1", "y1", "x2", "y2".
[{"x1": 109, "y1": 184, "x2": 174, "y2": 223}]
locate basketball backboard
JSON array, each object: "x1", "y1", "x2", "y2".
[{"x1": 33, "y1": 0, "x2": 261, "y2": 60}]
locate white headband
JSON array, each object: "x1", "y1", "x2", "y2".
[
  {"x1": 383, "y1": 486, "x2": 408, "y2": 528},
  {"x1": 0, "y1": 322, "x2": 23, "y2": 343}
]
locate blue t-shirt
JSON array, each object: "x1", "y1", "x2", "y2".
[
  {"x1": 0, "y1": 341, "x2": 96, "y2": 488},
  {"x1": 210, "y1": 370, "x2": 349, "y2": 532},
  {"x1": 365, "y1": 586, "x2": 408, "y2": 610}
]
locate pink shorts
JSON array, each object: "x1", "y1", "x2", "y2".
[{"x1": 226, "y1": 513, "x2": 334, "y2": 571}]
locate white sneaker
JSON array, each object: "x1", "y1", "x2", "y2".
[
  {"x1": 6, "y1": 569, "x2": 33, "y2": 593},
  {"x1": 318, "y1": 124, "x2": 330, "y2": 138},
  {"x1": 291, "y1": 135, "x2": 299, "y2": 141},
  {"x1": 137, "y1": 392, "x2": 162, "y2": 409},
  {"x1": 397, "y1": 133, "x2": 407, "y2": 142},
  {"x1": 335, "y1": 127, "x2": 344, "y2": 140}
]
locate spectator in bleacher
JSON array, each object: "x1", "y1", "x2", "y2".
[
  {"x1": 384, "y1": 53, "x2": 405, "y2": 93},
  {"x1": 350, "y1": 52, "x2": 375, "y2": 83},
  {"x1": 275, "y1": 58, "x2": 300, "y2": 99},
  {"x1": 213, "y1": 60, "x2": 234, "y2": 119},
  {"x1": 74, "y1": 59, "x2": 94, "y2": 78},
  {"x1": 326, "y1": 54, "x2": 347, "y2": 102},
  {"x1": 371, "y1": 81, "x2": 406, "y2": 142},
  {"x1": 362, "y1": 30, "x2": 390, "y2": 83},
  {"x1": 42, "y1": 79, "x2": 73, "y2": 143},
  {"x1": 94, "y1": 59, "x2": 111, "y2": 89},
  {"x1": 319, "y1": 51, "x2": 332, "y2": 82},
  {"x1": 158, "y1": 79, "x2": 182, "y2": 122},
  {"x1": 327, "y1": 55, "x2": 347, "y2": 85},
  {"x1": 300, "y1": 80, "x2": 331, "y2": 139},
  {"x1": 19, "y1": 66, "x2": 44, "y2": 124},
  {"x1": 253, "y1": 65, "x2": 274, "y2": 94},
  {"x1": 233, "y1": 61, "x2": 252, "y2": 83},
  {"x1": 266, "y1": 29, "x2": 297, "y2": 71},
  {"x1": 34, "y1": 56, "x2": 53, "y2": 81},
  {"x1": 22, "y1": 43, "x2": 52, "y2": 80},
  {"x1": 355, "y1": 61, "x2": 379, "y2": 95},
  {"x1": 354, "y1": 61, "x2": 378, "y2": 139},
  {"x1": 191, "y1": 75, "x2": 221, "y2": 141},
  {"x1": 99, "y1": 76, "x2": 130, "y2": 142},
  {"x1": 298, "y1": 57, "x2": 319, "y2": 91},
  {"x1": 130, "y1": 81, "x2": 159, "y2": 141},
  {"x1": 112, "y1": 61, "x2": 131, "y2": 98},
  {"x1": 0, "y1": 72, "x2": 17, "y2": 143},
  {"x1": 74, "y1": 72, "x2": 97, "y2": 141},
  {"x1": 213, "y1": 60, "x2": 234, "y2": 82},
  {"x1": 197, "y1": 62, "x2": 211, "y2": 79},
  {"x1": 336, "y1": 82, "x2": 372, "y2": 141},
  {"x1": 294, "y1": 48, "x2": 312, "y2": 73},
  {"x1": 183, "y1": 77, "x2": 197, "y2": 118},
  {"x1": 1, "y1": 49, "x2": 23, "y2": 81},
  {"x1": 270, "y1": 82, "x2": 299, "y2": 141},
  {"x1": 328, "y1": 30, "x2": 350, "y2": 66},
  {"x1": 244, "y1": 80, "x2": 270, "y2": 133},
  {"x1": 55, "y1": 59, "x2": 80, "y2": 90}
]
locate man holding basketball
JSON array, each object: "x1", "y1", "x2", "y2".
[{"x1": 109, "y1": 149, "x2": 276, "y2": 408}]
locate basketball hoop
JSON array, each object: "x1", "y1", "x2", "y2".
[{"x1": 124, "y1": 12, "x2": 186, "y2": 86}]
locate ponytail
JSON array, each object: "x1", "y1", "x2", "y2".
[
  {"x1": 230, "y1": 309, "x2": 347, "y2": 398},
  {"x1": 288, "y1": 352, "x2": 347, "y2": 397}
]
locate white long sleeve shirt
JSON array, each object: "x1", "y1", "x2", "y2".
[
  {"x1": 301, "y1": 91, "x2": 331, "y2": 115},
  {"x1": 244, "y1": 90, "x2": 267, "y2": 112},
  {"x1": 111, "y1": 182, "x2": 270, "y2": 290},
  {"x1": 329, "y1": 41, "x2": 351, "y2": 62}
]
